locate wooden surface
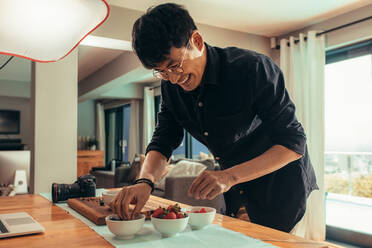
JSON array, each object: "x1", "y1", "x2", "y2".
[
  {"x1": 77, "y1": 150, "x2": 104, "y2": 178},
  {"x1": 0, "y1": 194, "x2": 110, "y2": 248},
  {"x1": 67, "y1": 197, "x2": 153, "y2": 225},
  {"x1": 0, "y1": 194, "x2": 343, "y2": 248}
]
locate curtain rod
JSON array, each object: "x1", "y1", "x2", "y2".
[{"x1": 274, "y1": 15, "x2": 372, "y2": 49}]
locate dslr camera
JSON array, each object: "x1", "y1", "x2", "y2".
[{"x1": 52, "y1": 174, "x2": 96, "y2": 203}]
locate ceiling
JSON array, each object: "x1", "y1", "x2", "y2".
[
  {"x1": 78, "y1": 46, "x2": 123, "y2": 81},
  {"x1": 107, "y1": 0, "x2": 372, "y2": 37}
]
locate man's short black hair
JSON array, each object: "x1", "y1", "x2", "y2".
[{"x1": 132, "y1": 3, "x2": 197, "y2": 69}]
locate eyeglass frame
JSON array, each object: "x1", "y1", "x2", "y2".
[{"x1": 152, "y1": 39, "x2": 190, "y2": 80}]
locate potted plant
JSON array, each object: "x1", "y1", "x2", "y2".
[{"x1": 87, "y1": 138, "x2": 99, "y2": 150}]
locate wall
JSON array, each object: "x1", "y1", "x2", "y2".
[
  {"x1": 0, "y1": 80, "x2": 30, "y2": 98},
  {"x1": 78, "y1": 99, "x2": 95, "y2": 138},
  {"x1": 0, "y1": 96, "x2": 31, "y2": 147},
  {"x1": 199, "y1": 23, "x2": 270, "y2": 55}
]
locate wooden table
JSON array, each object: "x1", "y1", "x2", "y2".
[{"x1": 0, "y1": 194, "x2": 342, "y2": 248}]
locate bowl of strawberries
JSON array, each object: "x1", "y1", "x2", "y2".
[
  {"x1": 186, "y1": 206, "x2": 216, "y2": 229},
  {"x1": 151, "y1": 204, "x2": 189, "y2": 237}
]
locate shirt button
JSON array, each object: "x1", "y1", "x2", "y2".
[
  {"x1": 239, "y1": 190, "x2": 244, "y2": 195},
  {"x1": 203, "y1": 131, "x2": 209, "y2": 136},
  {"x1": 230, "y1": 213, "x2": 235, "y2": 217},
  {"x1": 198, "y1": 102, "x2": 203, "y2": 107}
]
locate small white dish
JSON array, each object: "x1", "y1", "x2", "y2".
[
  {"x1": 186, "y1": 206, "x2": 216, "y2": 229},
  {"x1": 102, "y1": 189, "x2": 121, "y2": 205},
  {"x1": 151, "y1": 215, "x2": 189, "y2": 237},
  {"x1": 105, "y1": 214, "x2": 145, "y2": 240}
]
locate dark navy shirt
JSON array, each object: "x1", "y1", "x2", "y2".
[{"x1": 146, "y1": 43, "x2": 318, "y2": 232}]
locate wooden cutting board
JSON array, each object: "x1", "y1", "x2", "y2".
[{"x1": 67, "y1": 197, "x2": 156, "y2": 225}]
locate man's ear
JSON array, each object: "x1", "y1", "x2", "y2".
[{"x1": 191, "y1": 31, "x2": 204, "y2": 52}]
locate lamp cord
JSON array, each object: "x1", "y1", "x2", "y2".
[{"x1": 0, "y1": 56, "x2": 14, "y2": 71}]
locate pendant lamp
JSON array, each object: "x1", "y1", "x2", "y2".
[{"x1": 0, "y1": 0, "x2": 110, "y2": 62}]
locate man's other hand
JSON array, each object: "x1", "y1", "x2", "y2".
[{"x1": 188, "y1": 170, "x2": 235, "y2": 200}]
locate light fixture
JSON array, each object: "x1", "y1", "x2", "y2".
[{"x1": 0, "y1": 0, "x2": 110, "y2": 62}]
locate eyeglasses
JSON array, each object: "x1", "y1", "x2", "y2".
[{"x1": 152, "y1": 40, "x2": 190, "y2": 80}]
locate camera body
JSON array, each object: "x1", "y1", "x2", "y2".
[{"x1": 52, "y1": 174, "x2": 96, "y2": 203}]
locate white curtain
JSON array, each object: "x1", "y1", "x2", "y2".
[
  {"x1": 143, "y1": 87, "x2": 155, "y2": 153},
  {"x1": 280, "y1": 31, "x2": 326, "y2": 241},
  {"x1": 128, "y1": 100, "x2": 140, "y2": 163},
  {"x1": 95, "y1": 102, "x2": 106, "y2": 161}
]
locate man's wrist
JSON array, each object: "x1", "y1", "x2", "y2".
[
  {"x1": 137, "y1": 182, "x2": 152, "y2": 192},
  {"x1": 137, "y1": 172, "x2": 155, "y2": 183},
  {"x1": 225, "y1": 167, "x2": 240, "y2": 186},
  {"x1": 133, "y1": 178, "x2": 154, "y2": 193}
]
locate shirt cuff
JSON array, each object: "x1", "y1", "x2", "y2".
[
  {"x1": 145, "y1": 144, "x2": 172, "y2": 161},
  {"x1": 273, "y1": 133, "x2": 306, "y2": 156}
]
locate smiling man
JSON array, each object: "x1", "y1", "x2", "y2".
[{"x1": 111, "y1": 3, "x2": 318, "y2": 234}]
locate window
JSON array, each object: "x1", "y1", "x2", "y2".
[
  {"x1": 154, "y1": 95, "x2": 210, "y2": 160},
  {"x1": 191, "y1": 137, "x2": 209, "y2": 159},
  {"x1": 325, "y1": 39, "x2": 372, "y2": 237},
  {"x1": 105, "y1": 104, "x2": 131, "y2": 165}
]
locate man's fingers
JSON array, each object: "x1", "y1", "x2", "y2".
[
  {"x1": 116, "y1": 190, "x2": 127, "y2": 220},
  {"x1": 188, "y1": 173, "x2": 207, "y2": 197},
  {"x1": 206, "y1": 188, "x2": 220, "y2": 200},
  {"x1": 109, "y1": 184, "x2": 152, "y2": 220},
  {"x1": 131, "y1": 200, "x2": 144, "y2": 220},
  {"x1": 194, "y1": 178, "x2": 212, "y2": 199},
  {"x1": 199, "y1": 183, "x2": 215, "y2": 199},
  {"x1": 122, "y1": 192, "x2": 132, "y2": 220}
]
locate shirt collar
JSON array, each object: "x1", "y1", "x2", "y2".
[{"x1": 201, "y1": 43, "x2": 220, "y2": 87}]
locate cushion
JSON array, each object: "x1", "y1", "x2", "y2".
[{"x1": 170, "y1": 158, "x2": 215, "y2": 170}]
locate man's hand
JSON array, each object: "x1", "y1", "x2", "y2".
[
  {"x1": 187, "y1": 170, "x2": 236, "y2": 200},
  {"x1": 110, "y1": 183, "x2": 151, "y2": 220}
]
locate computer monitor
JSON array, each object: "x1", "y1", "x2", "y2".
[
  {"x1": 0, "y1": 110, "x2": 20, "y2": 135},
  {"x1": 0, "y1": 151, "x2": 30, "y2": 186}
]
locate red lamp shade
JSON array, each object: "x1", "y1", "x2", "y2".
[{"x1": 0, "y1": 0, "x2": 110, "y2": 62}]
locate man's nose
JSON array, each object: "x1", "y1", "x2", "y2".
[{"x1": 168, "y1": 73, "x2": 182, "y2": 84}]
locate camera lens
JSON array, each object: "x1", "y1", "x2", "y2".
[{"x1": 51, "y1": 182, "x2": 82, "y2": 203}]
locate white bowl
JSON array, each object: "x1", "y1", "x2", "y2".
[
  {"x1": 105, "y1": 214, "x2": 145, "y2": 240},
  {"x1": 151, "y1": 215, "x2": 189, "y2": 237},
  {"x1": 102, "y1": 189, "x2": 121, "y2": 205},
  {"x1": 186, "y1": 206, "x2": 216, "y2": 229}
]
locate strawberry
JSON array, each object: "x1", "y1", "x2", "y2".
[
  {"x1": 164, "y1": 212, "x2": 177, "y2": 219},
  {"x1": 167, "y1": 205, "x2": 174, "y2": 212},
  {"x1": 152, "y1": 207, "x2": 164, "y2": 218},
  {"x1": 200, "y1": 208, "x2": 207, "y2": 213},
  {"x1": 167, "y1": 203, "x2": 181, "y2": 213},
  {"x1": 176, "y1": 213, "x2": 184, "y2": 219}
]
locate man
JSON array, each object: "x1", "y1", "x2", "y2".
[{"x1": 111, "y1": 3, "x2": 318, "y2": 233}]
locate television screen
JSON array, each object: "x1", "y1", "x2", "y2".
[{"x1": 0, "y1": 110, "x2": 20, "y2": 134}]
